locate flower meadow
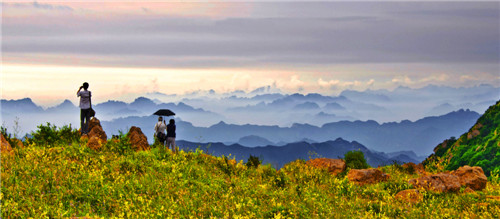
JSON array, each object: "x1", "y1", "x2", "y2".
[{"x1": 2, "y1": 132, "x2": 500, "y2": 218}]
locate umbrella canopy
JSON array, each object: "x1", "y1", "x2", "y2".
[{"x1": 153, "y1": 109, "x2": 175, "y2": 116}]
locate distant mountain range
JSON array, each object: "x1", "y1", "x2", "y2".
[
  {"x1": 1, "y1": 84, "x2": 497, "y2": 157},
  {"x1": 100, "y1": 108, "x2": 479, "y2": 156},
  {"x1": 177, "y1": 138, "x2": 420, "y2": 168}
]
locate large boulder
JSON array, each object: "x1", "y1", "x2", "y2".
[
  {"x1": 409, "y1": 173, "x2": 461, "y2": 193},
  {"x1": 347, "y1": 168, "x2": 389, "y2": 185},
  {"x1": 1, "y1": 134, "x2": 13, "y2": 154},
  {"x1": 89, "y1": 117, "x2": 102, "y2": 132},
  {"x1": 395, "y1": 189, "x2": 423, "y2": 204},
  {"x1": 306, "y1": 158, "x2": 346, "y2": 176},
  {"x1": 85, "y1": 117, "x2": 107, "y2": 150},
  {"x1": 451, "y1": 166, "x2": 487, "y2": 191},
  {"x1": 126, "y1": 126, "x2": 150, "y2": 151}
]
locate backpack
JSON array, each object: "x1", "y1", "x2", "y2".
[{"x1": 156, "y1": 132, "x2": 166, "y2": 142}]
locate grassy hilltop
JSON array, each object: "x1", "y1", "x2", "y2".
[{"x1": 1, "y1": 126, "x2": 500, "y2": 218}]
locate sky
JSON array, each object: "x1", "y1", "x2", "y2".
[{"x1": 1, "y1": 1, "x2": 499, "y2": 106}]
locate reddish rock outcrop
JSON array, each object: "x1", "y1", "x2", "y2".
[
  {"x1": 89, "y1": 117, "x2": 102, "y2": 132},
  {"x1": 409, "y1": 173, "x2": 461, "y2": 193},
  {"x1": 87, "y1": 136, "x2": 103, "y2": 151},
  {"x1": 126, "y1": 126, "x2": 150, "y2": 151},
  {"x1": 85, "y1": 117, "x2": 107, "y2": 150},
  {"x1": 306, "y1": 158, "x2": 346, "y2": 176},
  {"x1": 88, "y1": 125, "x2": 107, "y2": 143},
  {"x1": 451, "y1": 166, "x2": 487, "y2": 191},
  {"x1": 395, "y1": 189, "x2": 423, "y2": 204},
  {"x1": 347, "y1": 168, "x2": 389, "y2": 185},
  {"x1": 1, "y1": 134, "x2": 13, "y2": 154}
]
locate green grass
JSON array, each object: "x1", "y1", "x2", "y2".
[{"x1": 2, "y1": 141, "x2": 500, "y2": 218}]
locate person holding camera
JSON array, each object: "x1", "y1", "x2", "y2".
[{"x1": 77, "y1": 82, "x2": 92, "y2": 135}]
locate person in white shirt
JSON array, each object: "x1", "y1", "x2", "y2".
[
  {"x1": 77, "y1": 82, "x2": 92, "y2": 135},
  {"x1": 154, "y1": 116, "x2": 167, "y2": 148}
]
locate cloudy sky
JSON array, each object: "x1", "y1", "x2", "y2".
[{"x1": 2, "y1": 1, "x2": 499, "y2": 106}]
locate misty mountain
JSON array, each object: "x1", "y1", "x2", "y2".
[
  {"x1": 100, "y1": 108, "x2": 480, "y2": 156},
  {"x1": 237, "y1": 135, "x2": 275, "y2": 147},
  {"x1": 1, "y1": 98, "x2": 44, "y2": 114},
  {"x1": 386, "y1": 151, "x2": 426, "y2": 163},
  {"x1": 46, "y1": 99, "x2": 77, "y2": 113},
  {"x1": 177, "y1": 138, "x2": 418, "y2": 168},
  {"x1": 143, "y1": 85, "x2": 498, "y2": 126},
  {"x1": 294, "y1": 102, "x2": 320, "y2": 110}
]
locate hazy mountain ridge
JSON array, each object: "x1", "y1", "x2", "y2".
[
  {"x1": 177, "y1": 138, "x2": 419, "y2": 168},
  {"x1": 1, "y1": 85, "x2": 497, "y2": 157},
  {"x1": 98, "y1": 109, "x2": 480, "y2": 156}
]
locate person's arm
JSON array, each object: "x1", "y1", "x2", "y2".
[{"x1": 77, "y1": 86, "x2": 83, "y2": 96}]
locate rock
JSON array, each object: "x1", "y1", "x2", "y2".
[
  {"x1": 89, "y1": 117, "x2": 102, "y2": 132},
  {"x1": 88, "y1": 125, "x2": 107, "y2": 143},
  {"x1": 86, "y1": 117, "x2": 107, "y2": 150},
  {"x1": 463, "y1": 187, "x2": 476, "y2": 194},
  {"x1": 126, "y1": 126, "x2": 150, "y2": 151},
  {"x1": 306, "y1": 158, "x2": 346, "y2": 176},
  {"x1": 395, "y1": 189, "x2": 423, "y2": 204},
  {"x1": 409, "y1": 173, "x2": 461, "y2": 193},
  {"x1": 1, "y1": 134, "x2": 13, "y2": 154},
  {"x1": 87, "y1": 136, "x2": 103, "y2": 151},
  {"x1": 347, "y1": 168, "x2": 390, "y2": 185},
  {"x1": 451, "y1": 166, "x2": 487, "y2": 191}
]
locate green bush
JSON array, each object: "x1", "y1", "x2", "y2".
[
  {"x1": 27, "y1": 123, "x2": 80, "y2": 147},
  {"x1": 103, "y1": 131, "x2": 132, "y2": 155},
  {"x1": 246, "y1": 155, "x2": 262, "y2": 168},
  {"x1": 344, "y1": 150, "x2": 369, "y2": 169}
]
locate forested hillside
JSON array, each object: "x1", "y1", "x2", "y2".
[{"x1": 424, "y1": 100, "x2": 500, "y2": 176}]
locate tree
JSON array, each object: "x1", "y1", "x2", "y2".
[{"x1": 344, "y1": 150, "x2": 369, "y2": 169}]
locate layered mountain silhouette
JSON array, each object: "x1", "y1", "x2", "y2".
[
  {"x1": 424, "y1": 100, "x2": 500, "y2": 176},
  {"x1": 177, "y1": 138, "x2": 419, "y2": 168},
  {"x1": 1, "y1": 84, "x2": 497, "y2": 158},
  {"x1": 99, "y1": 109, "x2": 480, "y2": 156}
]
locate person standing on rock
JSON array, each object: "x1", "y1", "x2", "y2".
[
  {"x1": 77, "y1": 82, "x2": 92, "y2": 135},
  {"x1": 166, "y1": 119, "x2": 177, "y2": 153},
  {"x1": 154, "y1": 116, "x2": 167, "y2": 148}
]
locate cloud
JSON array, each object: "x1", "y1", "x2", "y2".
[
  {"x1": 3, "y1": 2, "x2": 498, "y2": 70},
  {"x1": 318, "y1": 78, "x2": 377, "y2": 91},
  {"x1": 275, "y1": 75, "x2": 305, "y2": 92},
  {"x1": 6, "y1": 1, "x2": 74, "y2": 11}
]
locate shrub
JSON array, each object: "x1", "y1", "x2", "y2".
[
  {"x1": 344, "y1": 150, "x2": 369, "y2": 169},
  {"x1": 246, "y1": 155, "x2": 262, "y2": 168},
  {"x1": 392, "y1": 161, "x2": 416, "y2": 175},
  {"x1": 103, "y1": 131, "x2": 132, "y2": 155},
  {"x1": 27, "y1": 123, "x2": 80, "y2": 147}
]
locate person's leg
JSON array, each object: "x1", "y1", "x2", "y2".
[
  {"x1": 80, "y1": 109, "x2": 85, "y2": 135},
  {"x1": 166, "y1": 137, "x2": 173, "y2": 151},
  {"x1": 85, "y1": 109, "x2": 91, "y2": 134},
  {"x1": 172, "y1": 138, "x2": 177, "y2": 153}
]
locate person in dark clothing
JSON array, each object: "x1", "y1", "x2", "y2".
[
  {"x1": 166, "y1": 119, "x2": 177, "y2": 153},
  {"x1": 77, "y1": 82, "x2": 91, "y2": 135}
]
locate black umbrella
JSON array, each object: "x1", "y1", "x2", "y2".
[{"x1": 153, "y1": 109, "x2": 175, "y2": 116}]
